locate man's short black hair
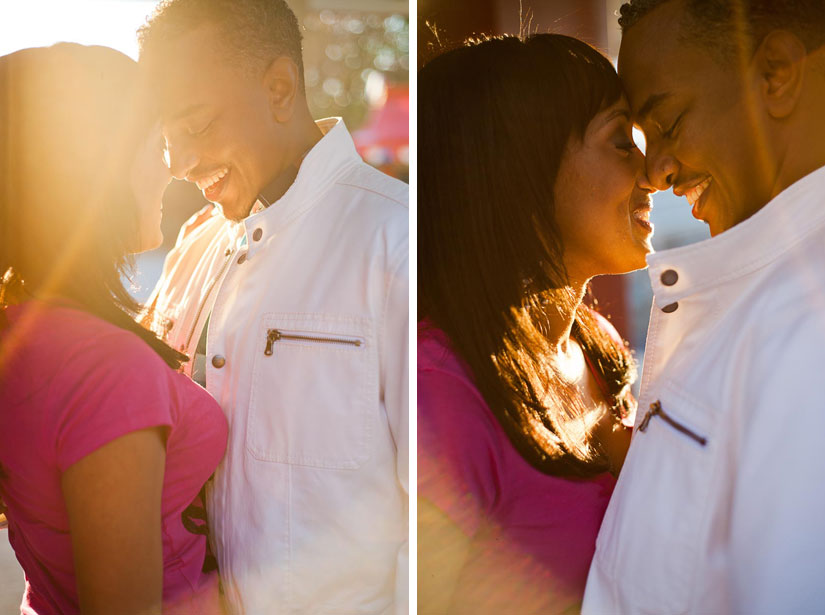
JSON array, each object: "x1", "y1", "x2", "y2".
[
  {"x1": 138, "y1": 0, "x2": 304, "y2": 87},
  {"x1": 618, "y1": 0, "x2": 825, "y2": 62}
]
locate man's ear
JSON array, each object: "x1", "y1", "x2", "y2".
[
  {"x1": 754, "y1": 29, "x2": 806, "y2": 119},
  {"x1": 262, "y1": 56, "x2": 300, "y2": 123}
]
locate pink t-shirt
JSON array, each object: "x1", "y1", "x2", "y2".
[
  {"x1": 0, "y1": 302, "x2": 228, "y2": 614},
  {"x1": 418, "y1": 323, "x2": 618, "y2": 613}
]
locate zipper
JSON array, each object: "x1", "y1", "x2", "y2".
[
  {"x1": 638, "y1": 400, "x2": 708, "y2": 447},
  {"x1": 264, "y1": 329, "x2": 363, "y2": 356},
  {"x1": 184, "y1": 247, "x2": 235, "y2": 352}
]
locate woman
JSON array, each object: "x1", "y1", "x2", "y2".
[
  {"x1": 418, "y1": 34, "x2": 654, "y2": 612},
  {"x1": 0, "y1": 44, "x2": 226, "y2": 614}
]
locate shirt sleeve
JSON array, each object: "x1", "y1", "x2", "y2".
[
  {"x1": 54, "y1": 331, "x2": 174, "y2": 472},
  {"x1": 380, "y1": 246, "x2": 409, "y2": 615},
  {"x1": 418, "y1": 365, "x2": 503, "y2": 537},
  {"x1": 730, "y1": 315, "x2": 825, "y2": 613}
]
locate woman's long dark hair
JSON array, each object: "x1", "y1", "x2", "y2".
[
  {"x1": 419, "y1": 33, "x2": 636, "y2": 478},
  {"x1": 0, "y1": 43, "x2": 185, "y2": 369}
]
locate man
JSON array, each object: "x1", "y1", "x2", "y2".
[
  {"x1": 137, "y1": 1, "x2": 408, "y2": 613},
  {"x1": 583, "y1": 1, "x2": 825, "y2": 613}
]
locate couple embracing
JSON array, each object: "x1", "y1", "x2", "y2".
[
  {"x1": 0, "y1": 0, "x2": 408, "y2": 614},
  {"x1": 418, "y1": 1, "x2": 825, "y2": 613}
]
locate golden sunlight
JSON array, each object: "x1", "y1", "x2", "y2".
[{"x1": 0, "y1": 0, "x2": 157, "y2": 60}]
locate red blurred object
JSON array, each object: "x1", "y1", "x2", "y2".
[
  {"x1": 589, "y1": 275, "x2": 630, "y2": 342},
  {"x1": 353, "y1": 85, "x2": 409, "y2": 177}
]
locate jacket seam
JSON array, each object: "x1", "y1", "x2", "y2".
[
  {"x1": 653, "y1": 209, "x2": 825, "y2": 300},
  {"x1": 334, "y1": 181, "x2": 409, "y2": 209},
  {"x1": 379, "y1": 254, "x2": 405, "y2": 452},
  {"x1": 275, "y1": 160, "x2": 361, "y2": 229}
]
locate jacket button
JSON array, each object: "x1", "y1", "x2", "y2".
[
  {"x1": 662, "y1": 302, "x2": 679, "y2": 313},
  {"x1": 252, "y1": 228, "x2": 263, "y2": 241},
  {"x1": 237, "y1": 253, "x2": 247, "y2": 265},
  {"x1": 211, "y1": 355, "x2": 226, "y2": 368},
  {"x1": 661, "y1": 269, "x2": 678, "y2": 286}
]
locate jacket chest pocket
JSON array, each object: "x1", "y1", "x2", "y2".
[
  {"x1": 594, "y1": 383, "x2": 721, "y2": 613},
  {"x1": 247, "y1": 313, "x2": 375, "y2": 469}
]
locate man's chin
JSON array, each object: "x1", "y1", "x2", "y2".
[
  {"x1": 215, "y1": 199, "x2": 254, "y2": 222},
  {"x1": 706, "y1": 212, "x2": 728, "y2": 237}
]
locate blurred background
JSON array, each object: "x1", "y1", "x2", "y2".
[
  {"x1": 0, "y1": 0, "x2": 407, "y2": 609},
  {"x1": 418, "y1": 0, "x2": 709, "y2": 366}
]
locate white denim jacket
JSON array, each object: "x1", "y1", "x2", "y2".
[
  {"x1": 583, "y1": 165, "x2": 825, "y2": 614},
  {"x1": 145, "y1": 118, "x2": 409, "y2": 615}
]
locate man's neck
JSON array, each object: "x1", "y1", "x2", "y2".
[
  {"x1": 257, "y1": 161, "x2": 300, "y2": 209},
  {"x1": 770, "y1": 65, "x2": 825, "y2": 201},
  {"x1": 257, "y1": 119, "x2": 324, "y2": 208},
  {"x1": 771, "y1": 131, "x2": 825, "y2": 203}
]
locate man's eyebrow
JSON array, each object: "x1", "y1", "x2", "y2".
[{"x1": 636, "y1": 92, "x2": 671, "y2": 122}]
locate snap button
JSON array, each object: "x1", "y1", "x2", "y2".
[
  {"x1": 211, "y1": 355, "x2": 226, "y2": 368},
  {"x1": 661, "y1": 269, "x2": 678, "y2": 286},
  {"x1": 662, "y1": 302, "x2": 679, "y2": 313},
  {"x1": 252, "y1": 228, "x2": 263, "y2": 241},
  {"x1": 237, "y1": 253, "x2": 247, "y2": 265}
]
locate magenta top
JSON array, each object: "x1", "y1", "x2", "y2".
[
  {"x1": 0, "y1": 302, "x2": 227, "y2": 614},
  {"x1": 418, "y1": 322, "x2": 619, "y2": 613}
]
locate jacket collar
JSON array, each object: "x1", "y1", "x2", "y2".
[
  {"x1": 239, "y1": 117, "x2": 360, "y2": 261},
  {"x1": 646, "y1": 163, "x2": 825, "y2": 304}
]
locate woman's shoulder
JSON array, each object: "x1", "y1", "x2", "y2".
[
  {"x1": 417, "y1": 322, "x2": 496, "y2": 416},
  {"x1": 6, "y1": 300, "x2": 116, "y2": 335},
  {"x1": 417, "y1": 321, "x2": 504, "y2": 450},
  {"x1": 2, "y1": 302, "x2": 182, "y2": 472},
  {"x1": 418, "y1": 321, "x2": 471, "y2": 378},
  {"x1": 4, "y1": 301, "x2": 169, "y2": 378}
]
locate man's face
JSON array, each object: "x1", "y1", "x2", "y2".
[
  {"x1": 147, "y1": 24, "x2": 282, "y2": 221},
  {"x1": 618, "y1": 0, "x2": 775, "y2": 236}
]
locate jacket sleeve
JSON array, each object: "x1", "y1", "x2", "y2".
[
  {"x1": 381, "y1": 243, "x2": 409, "y2": 615},
  {"x1": 730, "y1": 316, "x2": 825, "y2": 614}
]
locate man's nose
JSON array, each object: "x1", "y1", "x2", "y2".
[
  {"x1": 165, "y1": 141, "x2": 199, "y2": 181},
  {"x1": 644, "y1": 139, "x2": 679, "y2": 191}
]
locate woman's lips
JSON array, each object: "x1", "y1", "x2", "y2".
[{"x1": 632, "y1": 200, "x2": 654, "y2": 234}]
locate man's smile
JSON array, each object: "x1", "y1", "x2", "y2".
[
  {"x1": 192, "y1": 167, "x2": 230, "y2": 202},
  {"x1": 675, "y1": 175, "x2": 713, "y2": 222}
]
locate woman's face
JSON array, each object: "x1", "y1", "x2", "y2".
[
  {"x1": 130, "y1": 122, "x2": 171, "y2": 252},
  {"x1": 553, "y1": 97, "x2": 655, "y2": 283}
]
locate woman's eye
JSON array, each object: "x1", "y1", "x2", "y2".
[{"x1": 615, "y1": 131, "x2": 637, "y2": 152}]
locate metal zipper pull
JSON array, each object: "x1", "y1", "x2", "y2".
[
  {"x1": 638, "y1": 400, "x2": 662, "y2": 432},
  {"x1": 638, "y1": 399, "x2": 708, "y2": 446},
  {"x1": 263, "y1": 328, "x2": 362, "y2": 356},
  {"x1": 264, "y1": 329, "x2": 280, "y2": 356}
]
